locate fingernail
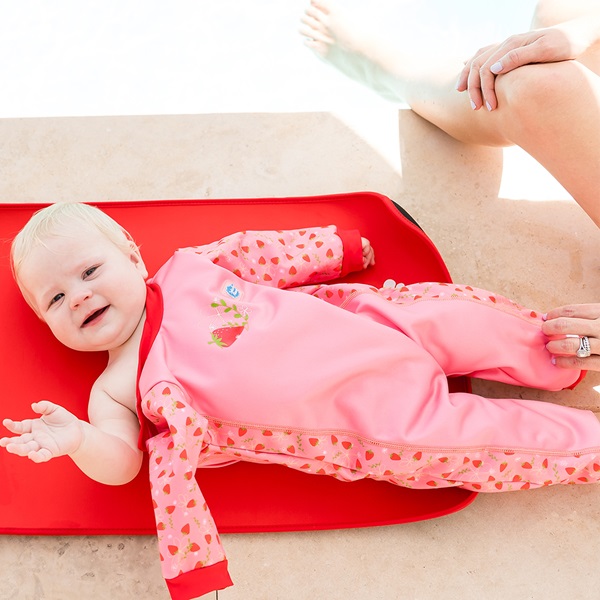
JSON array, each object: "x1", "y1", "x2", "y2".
[
  {"x1": 470, "y1": 99, "x2": 477, "y2": 110},
  {"x1": 542, "y1": 313, "x2": 547, "y2": 321},
  {"x1": 485, "y1": 101, "x2": 492, "y2": 112},
  {"x1": 551, "y1": 357, "x2": 556, "y2": 365},
  {"x1": 490, "y1": 61, "x2": 503, "y2": 74}
]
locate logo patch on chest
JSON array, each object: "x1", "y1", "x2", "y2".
[{"x1": 222, "y1": 281, "x2": 242, "y2": 300}]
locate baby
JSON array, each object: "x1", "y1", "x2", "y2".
[
  {"x1": 3, "y1": 202, "x2": 600, "y2": 600},
  {"x1": 7, "y1": 203, "x2": 149, "y2": 486}
]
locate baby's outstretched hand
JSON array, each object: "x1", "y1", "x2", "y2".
[
  {"x1": 1, "y1": 401, "x2": 83, "y2": 463},
  {"x1": 361, "y1": 237, "x2": 375, "y2": 269}
]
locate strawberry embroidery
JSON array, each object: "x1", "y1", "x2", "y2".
[
  {"x1": 208, "y1": 297, "x2": 249, "y2": 348},
  {"x1": 209, "y1": 326, "x2": 246, "y2": 348}
]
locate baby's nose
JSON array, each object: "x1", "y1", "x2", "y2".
[{"x1": 70, "y1": 288, "x2": 92, "y2": 309}]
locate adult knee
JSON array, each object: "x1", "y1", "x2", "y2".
[{"x1": 494, "y1": 61, "x2": 582, "y2": 139}]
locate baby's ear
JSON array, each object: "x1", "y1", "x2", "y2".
[{"x1": 127, "y1": 240, "x2": 148, "y2": 280}]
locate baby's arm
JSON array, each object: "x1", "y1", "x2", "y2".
[
  {"x1": 72, "y1": 384, "x2": 143, "y2": 485},
  {"x1": 1, "y1": 385, "x2": 142, "y2": 486},
  {"x1": 183, "y1": 225, "x2": 369, "y2": 288}
]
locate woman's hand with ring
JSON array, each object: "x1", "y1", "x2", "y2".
[{"x1": 542, "y1": 304, "x2": 600, "y2": 369}]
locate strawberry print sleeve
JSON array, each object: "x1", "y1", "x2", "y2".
[
  {"x1": 179, "y1": 225, "x2": 364, "y2": 289},
  {"x1": 143, "y1": 383, "x2": 233, "y2": 599}
]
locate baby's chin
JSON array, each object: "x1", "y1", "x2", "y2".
[
  {"x1": 55, "y1": 335, "x2": 114, "y2": 354},
  {"x1": 53, "y1": 318, "x2": 144, "y2": 354}
]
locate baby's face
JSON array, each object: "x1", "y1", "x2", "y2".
[{"x1": 18, "y1": 226, "x2": 148, "y2": 353}]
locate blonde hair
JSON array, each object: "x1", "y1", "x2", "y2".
[{"x1": 11, "y1": 202, "x2": 136, "y2": 283}]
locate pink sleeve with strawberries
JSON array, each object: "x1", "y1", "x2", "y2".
[
  {"x1": 142, "y1": 382, "x2": 233, "y2": 599},
  {"x1": 178, "y1": 225, "x2": 364, "y2": 288}
]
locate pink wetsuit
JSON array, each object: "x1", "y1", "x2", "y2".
[{"x1": 136, "y1": 225, "x2": 600, "y2": 599}]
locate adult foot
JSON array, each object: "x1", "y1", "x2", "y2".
[
  {"x1": 300, "y1": 0, "x2": 379, "y2": 59},
  {"x1": 299, "y1": 0, "x2": 409, "y2": 102}
]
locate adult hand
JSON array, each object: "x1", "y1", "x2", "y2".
[
  {"x1": 456, "y1": 21, "x2": 593, "y2": 111},
  {"x1": 542, "y1": 304, "x2": 600, "y2": 370},
  {"x1": 0, "y1": 401, "x2": 83, "y2": 462}
]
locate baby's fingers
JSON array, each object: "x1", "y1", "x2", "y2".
[
  {"x1": 1, "y1": 434, "x2": 53, "y2": 462},
  {"x1": 1, "y1": 438, "x2": 34, "y2": 456},
  {"x1": 1, "y1": 432, "x2": 36, "y2": 455},
  {"x1": 361, "y1": 237, "x2": 375, "y2": 268},
  {"x1": 31, "y1": 400, "x2": 60, "y2": 416},
  {"x1": 27, "y1": 447, "x2": 54, "y2": 463},
  {"x1": 1, "y1": 418, "x2": 33, "y2": 436}
]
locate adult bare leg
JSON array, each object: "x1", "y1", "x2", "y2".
[
  {"x1": 494, "y1": 60, "x2": 600, "y2": 226},
  {"x1": 301, "y1": 0, "x2": 600, "y2": 224}
]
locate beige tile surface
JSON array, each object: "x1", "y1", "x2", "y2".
[{"x1": 0, "y1": 111, "x2": 598, "y2": 600}]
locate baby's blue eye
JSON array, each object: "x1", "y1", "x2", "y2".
[
  {"x1": 83, "y1": 266, "x2": 98, "y2": 278},
  {"x1": 49, "y1": 293, "x2": 64, "y2": 307}
]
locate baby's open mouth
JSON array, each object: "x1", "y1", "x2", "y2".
[{"x1": 82, "y1": 306, "x2": 108, "y2": 327}]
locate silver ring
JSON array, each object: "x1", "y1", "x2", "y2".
[{"x1": 576, "y1": 336, "x2": 591, "y2": 359}]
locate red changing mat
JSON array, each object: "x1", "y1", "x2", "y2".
[{"x1": 0, "y1": 192, "x2": 476, "y2": 535}]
